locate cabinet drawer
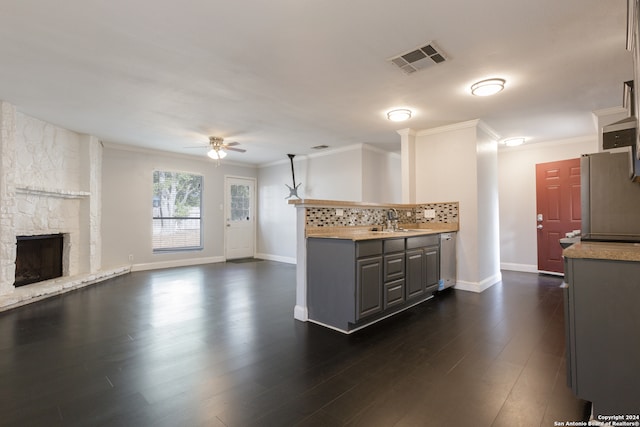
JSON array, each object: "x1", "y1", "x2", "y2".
[
  {"x1": 384, "y1": 253, "x2": 405, "y2": 282},
  {"x1": 356, "y1": 240, "x2": 383, "y2": 258},
  {"x1": 384, "y1": 279, "x2": 405, "y2": 309},
  {"x1": 384, "y1": 238, "x2": 405, "y2": 253},
  {"x1": 407, "y1": 234, "x2": 439, "y2": 249}
]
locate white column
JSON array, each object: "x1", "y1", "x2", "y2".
[
  {"x1": 293, "y1": 205, "x2": 308, "y2": 321},
  {"x1": 398, "y1": 128, "x2": 416, "y2": 204},
  {"x1": 79, "y1": 135, "x2": 103, "y2": 273},
  {"x1": 0, "y1": 102, "x2": 17, "y2": 295}
]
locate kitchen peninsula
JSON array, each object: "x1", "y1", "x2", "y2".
[{"x1": 290, "y1": 199, "x2": 459, "y2": 333}]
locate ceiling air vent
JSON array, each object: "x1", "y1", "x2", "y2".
[
  {"x1": 388, "y1": 41, "x2": 447, "y2": 75},
  {"x1": 312, "y1": 145, "x2": 329, "y2": 150}
]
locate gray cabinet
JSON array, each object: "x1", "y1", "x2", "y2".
[
  {"x1": 356, "y1": 256, "x2": 383, "y2": 320},
  {"x1": 383, "y1": 239, "x2": 405, "y2": 310},
  {"x1": 307, "y1": 235, "x2": 440, "y2": 333},
  {"x1": 405, "y1": 235, "x2": 440, "y2": 299},
  {"x1": 564, "y1": 257, "x2": 640, "y2": 416},
  {"x1": 384, "y1": 252, "x2": 405, "y2": 282},
  {"x1": 406, "y1": 249, "x2": 425, "y2": 298},
  {"x1": 424, "y1": 246, "x2": 440, "y2": 293},
  {"x1": 384, "y1": 279, "x2": 405, "y2": 309}
]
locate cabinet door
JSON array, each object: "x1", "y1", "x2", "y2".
[
  {"x1": 356, "y1": 256, "x2": 383, "y2": 320},
  {"x1": 425, "y1": 246, "x2": 440, "y2": 292},
  {"x1": 405, "y1": 249, "x2": 424, "y2": 298}
]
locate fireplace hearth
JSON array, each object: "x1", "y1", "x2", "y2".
[{"x1": 15, "y1": 234, "x2": 64, "y2": 287}]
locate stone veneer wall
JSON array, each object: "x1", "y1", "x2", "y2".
[
  {"x1": 305, "y1": 202, "x2": 458, "y2": 227},
  {"x1": 0, "y1": 101, "x2": 114, "y2": 301}
]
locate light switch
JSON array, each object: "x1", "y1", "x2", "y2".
[
  {"x1": 407, "y1": 211, "x2": 412, "y2": 217},
  {"x1": 336, "y1": 209, "x2": 344, "y2": 216},
  {"x1": 424, "y1": 209, "x2": 436, "y2": 219}
]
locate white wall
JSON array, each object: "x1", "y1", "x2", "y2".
[
  {"x1": 415, "y1": 124, "x2": 480, "y2": 288},
  {"x1": 476, "y1": 127, "x2": 501, "y2": 281},
  {"x1": 362, "y1": 145, "x2": 401, "y2": 204},
  {"x1": 256, "y1": 144, "x2": 401, "y2": 262},
  {"x1": 498, "y1": 136, "x2": 597, "y2": 272},
  {"x1": 101, "y1": 144, "x2": 257, "y2": 270},
  {"x1": 300, "y1": 146, "x2": 363, "y2": 200},
  {"x1": 103, "y1": 142, "x2": 400, "y2": 269},
  {"x1": 412, "y1": 120, "x2": 501, "y2": 291},
  {"x1": 256, "y1": 161, "x2": 298, "y2": 263}
]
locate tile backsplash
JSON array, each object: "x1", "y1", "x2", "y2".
[{"x1": 305, "y1": 202, "x2": 458, "y2": 227}]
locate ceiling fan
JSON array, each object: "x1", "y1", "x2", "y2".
[{"x1": 205, "y1": 136, "x2": 246, "y2": 160}]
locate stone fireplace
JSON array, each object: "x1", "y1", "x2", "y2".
[{"x1": 0, "y1": 101, "x2": 128, "y2": 310}]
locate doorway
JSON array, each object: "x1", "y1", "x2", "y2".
[
  {"x1": 535, "y1": 158, "x2": 581, "y2": 274},
  {"x1": 224, "y1": 176, "x2": 256, "y2": 260}
]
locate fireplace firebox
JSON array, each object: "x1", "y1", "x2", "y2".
[{"x1": 15, "y1": 234, "x2": 64, "y2": 287}]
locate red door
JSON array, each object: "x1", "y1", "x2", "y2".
[{"x1": 536, "y1": 159, "x2": 581, "y2": 274}]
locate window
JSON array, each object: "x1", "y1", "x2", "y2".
[
  {"x1": 230, "y1": 183, "x2": 251, "y2": 221},
  {"x1": 152, "y1": 171, "x2": 203, "y2": 251}
]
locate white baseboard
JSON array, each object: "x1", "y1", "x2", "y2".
[
  {"x1": 538, "y1": 270, "x2": 564, "y2": 277},
  {"x1": 454, "y1": 272, "x2": 502, "y2": 293},
  {"x1": 0, "y1": 266, "x2": 131, "y2": 312},
  {"x1": 501, "y1": 262, "x2": 538, "y2": 273},
  {"x1": 294, "y1": 305, "x2": 308, "y2": 321},
  {"x1": 255, "y1": 253, "x2": 297, "y2": 264},
  {"x1": 131, "y1": 256, "x2": 225, "y2": 272}
]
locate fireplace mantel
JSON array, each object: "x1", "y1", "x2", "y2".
[{"x1": 15, "y1": 185, "x2": 90, "y2": 199}]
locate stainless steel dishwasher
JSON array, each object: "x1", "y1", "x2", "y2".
[{"x1": 438, "y1": 232, "x2": 456, "y2": 290}]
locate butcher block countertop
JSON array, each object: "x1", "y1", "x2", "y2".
[
  {"x1": 306, "y1": 223, "x2": 459, "y2": 241},
  {"x1": 563, "y1": 241, "x2": 640, "y2": 262}
]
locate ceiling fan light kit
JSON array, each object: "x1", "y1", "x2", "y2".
[
  {"x1": 207, "y1": 148, "x2": 227, "y2": 159},
  {"x1": 194, "y1": 136, "x2": 246, "y2": 163}
]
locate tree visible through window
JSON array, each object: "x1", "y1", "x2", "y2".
[
  {"x1": 231, "y1": 183, "x2": 251, "y2": 221},
  {"x1": 152, "y1": 171, "x2": 203, "y2": 251}
]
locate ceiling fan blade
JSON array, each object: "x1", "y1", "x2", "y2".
[
  {"x1": 225, "y1": 141, "x2": 240, "y2": 147},
  {"x1": 225, "y1": 147, "x2": 246, "y2": 153}
]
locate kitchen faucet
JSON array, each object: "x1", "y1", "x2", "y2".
[{"x1": 387, "y1": 208, "x2": 399, "y2": 231}]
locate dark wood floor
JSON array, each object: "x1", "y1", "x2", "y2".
[{"x1": 0, "y1": 262, "x2": 590, "y2": 426}]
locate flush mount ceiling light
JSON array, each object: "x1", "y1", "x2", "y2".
[
  {"x1": 471, "y1": 78, "x2": 506, "y2": 96},
  {"x1": 503, "y1": 137, "x2": 525, "y2": 147},
  {"x1": 387, "y1": 109, "x2": 412, "y2": 122}
]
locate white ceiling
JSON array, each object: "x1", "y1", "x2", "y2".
[{"x1": 0, "y1": 0, "x2": 633, "y2": 165}]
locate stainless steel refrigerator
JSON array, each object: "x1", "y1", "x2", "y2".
[{"x1": 581, "y1": 147, "x2": 640, "y2": 242}]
